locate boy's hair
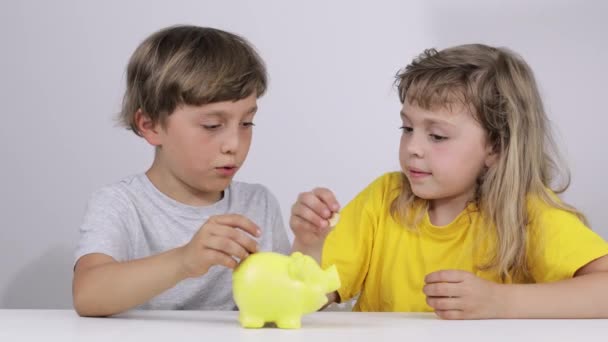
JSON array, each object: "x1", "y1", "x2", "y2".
[
  {"x1": 392, "y1": 44, "x2": 586, "y2": 282},
  {"x1": 119, "y1": 25, "x2": 268, "y2": 136}
]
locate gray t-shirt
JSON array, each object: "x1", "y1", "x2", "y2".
[{"x1": 75, "y1": 174, "x2": 291, "y2": 310}]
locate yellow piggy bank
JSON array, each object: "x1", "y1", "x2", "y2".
[{"x1": 232, "y1": 251, "x2": 340, "y2": 329}]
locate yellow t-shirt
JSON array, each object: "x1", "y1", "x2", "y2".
[{"x1": 321, "y1": 172, "x2": 608, "y2": 312}]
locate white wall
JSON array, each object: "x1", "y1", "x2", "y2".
[{"x1": 1, "y1": 0, "x2": 606, "y2": 308}]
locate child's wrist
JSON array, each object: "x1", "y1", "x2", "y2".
[
  {"x1": 291, "y1": 238, "x2": 324, "y2": 264},
  {"x1": 292, "y1": 237, "x2": 323, "y2": 252},
  {"x1": 497, "y1": 283, "x2": 516, "y2": 319},
  {"x1": 172, "y1": 246, "x2": 193, "y2": 281}
]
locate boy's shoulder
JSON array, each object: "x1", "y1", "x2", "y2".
[
  {"x1": 90, "y1": 174, "x2": 143, "y2": 198},
  {"x1": 85, "y1": 174, "x2": 147, "y2": 210}
]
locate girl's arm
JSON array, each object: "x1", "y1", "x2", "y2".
[
  {"x1": 502, "y1": 254, "x2": 608, "y2": 319},
  {"x1": 423, "y1": 255, "x2": 608, "y2": 319}
]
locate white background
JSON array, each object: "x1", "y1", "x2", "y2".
[{"x1": 1, "y1": 0, "x2": 606, "y2": 308}]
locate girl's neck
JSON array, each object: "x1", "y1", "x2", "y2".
[{"x1": 428, "y1": 191, "x2": 475, "y2": 226}]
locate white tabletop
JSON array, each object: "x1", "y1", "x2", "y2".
[{"x1": 0, "y1": 310, "x2": 606, "y2": 342}]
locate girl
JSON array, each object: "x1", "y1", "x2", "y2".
[{"x1": 290, "y1": 44, "x2": 608, "y2": 319}]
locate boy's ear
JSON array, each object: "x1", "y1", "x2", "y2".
[{"x1": 135, "y1": 109, "x2": 162, "y2": 146}]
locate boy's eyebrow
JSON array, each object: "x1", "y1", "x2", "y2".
[
  {"x1": 400, "y1": 110, "x2": 455, "y2": 127},
  {"x1": 203, "y1": 106, "x2": 258, "y2": 117}
]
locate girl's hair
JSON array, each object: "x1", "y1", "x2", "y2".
[{"x1": 392, "y1": 44, "x2": 587, "y2": 282}]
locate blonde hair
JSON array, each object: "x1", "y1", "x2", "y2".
[
  {"x1": 119, "y1": 25, "x2": 267, "y2": 136},
  {"x1": 392, "y1": 44, "x2": 587, "y2": 282}
]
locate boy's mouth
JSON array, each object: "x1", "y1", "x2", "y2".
[{"x1": 215, "y1": 165, "x2": 238, "y2": 177}]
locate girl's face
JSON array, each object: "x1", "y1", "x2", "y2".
[{"x1": 399, "y1": 100, "x2": 495, "y2": 206}]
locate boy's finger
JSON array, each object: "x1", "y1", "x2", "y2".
[
  {"x1": 206, "y1": 250, "x2": 239, "y2": 269},
  {"x1": 205, "y1": 235, "x2": 251, "y2": 259},
  {"x1": 210, "y1": 225, "x2": 259, "y2": 254},
  {"x1": 210, "y1": 214, "x2": 261, "y2": 237}
]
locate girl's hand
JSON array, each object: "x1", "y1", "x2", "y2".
[
  {"x1": 423, "y1": 270, "x2": 507, "y2": 319},
  {"x1": 290, "y1": 188, "x2": 340, "y2": 249}
]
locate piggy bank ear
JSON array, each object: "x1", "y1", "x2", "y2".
[
  {"x1": 287, "y1": 252, "x2": 318, "y2": 282},
  {"x1": 288, "y1": 252, "x2": 306, "y2": 281}
]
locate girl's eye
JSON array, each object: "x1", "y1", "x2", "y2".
[
  {"x1": 430, "y1": 134, "x2": 447, "y2": 142},
  {"x1": 241, "y1": 122, "x2": 255, "y2": 128},
  {"x1": 399, "y1": 126, "x2": 413, "y2": 133}
]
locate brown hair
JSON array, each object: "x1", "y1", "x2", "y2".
[{"x1": 119, "y1": 25, "x2": 267, "y2": 136}]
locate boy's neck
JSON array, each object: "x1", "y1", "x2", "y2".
[
  {"x1": 146, "y1": 161, "x2": 223, "y2": 207},
  {"x1": 427, "y1": 191, "x2": 475, "y2": 226}
]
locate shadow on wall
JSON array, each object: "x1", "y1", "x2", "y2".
[{"x1": 1, "y1": 244, "x2": 74, "y2": 309}]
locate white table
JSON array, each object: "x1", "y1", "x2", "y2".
[{"x1": 0, "y1": 310, "x2": 606, "y2": 341}]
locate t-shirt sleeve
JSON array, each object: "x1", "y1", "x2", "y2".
[
  {"x1": 74, "y1": 187, "x2": 132, "y2": 268},
  {"x1": 528, "y1": 203, "x2": 608, "y2": 282},
  {"x1": 321, "y1": 175, "x2": 388, "y2": 303}
]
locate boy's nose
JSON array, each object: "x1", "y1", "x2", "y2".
[{"x1": 220, "y1": 130, "x2": 240, "y2": 154}]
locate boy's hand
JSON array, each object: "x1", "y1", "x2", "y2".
[
  {"x1": 178, "y1": 214, "x2": 261, "y2": 278},
  {"x1": 423, "y1": 270, "x2": 507, "y2": 319},
  {"x1": 290, "y1": 187, "x2": 340, "y2": 248}
]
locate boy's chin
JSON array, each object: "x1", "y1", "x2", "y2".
[{"x1": 204, "y1": 177, "x2": 234, "y2": 190}]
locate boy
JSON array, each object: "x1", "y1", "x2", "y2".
[{"x1": 73, "y1": 25, "x2": 290, "y2": 316}]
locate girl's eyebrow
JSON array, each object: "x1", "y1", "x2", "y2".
[{"x1": 400, "y1": 111, "x2": 455, "y2": 127}]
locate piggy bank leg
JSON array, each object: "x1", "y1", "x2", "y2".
[
  {"x1": 275, "y1": 316, "x2": 302, "y2": 329},
  {"x1": 239, "y1": 312, "x2": 265, "y2": 328}
]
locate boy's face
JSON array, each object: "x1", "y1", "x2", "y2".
[
  {"x1": 399, "y1": 100, "x2": 494, "y2": 206},
  {"x1": 149, "y1": 94, "x2": 257, "y2": 205}
]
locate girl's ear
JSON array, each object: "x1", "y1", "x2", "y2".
[
  {"x1": 135, "y1": 109, "x2": 163, "y2": 146},
  {"x1": 485, "y1": 146, "x2": 499, "y2": 168}
]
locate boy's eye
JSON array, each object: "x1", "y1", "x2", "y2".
[
  {"x1": 241, "y1": 122, "x2": 255, "y2": 128},
  {"x1": 429, "y1": 134, "x2": 447, "y2": 142},
  {"x1": 399, "y1": 126, "x2": 413, "y2": 133},
  {"x1": 202, "y1": 124, "x2": 222, "y2": 130}
]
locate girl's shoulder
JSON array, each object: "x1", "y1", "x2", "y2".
[{"x1": 526, "y1": 189, "x2": 586, "y2": 229}]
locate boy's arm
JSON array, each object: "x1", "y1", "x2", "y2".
[
  {"x1": 73, "y1": 214, "x2": 260, "y2": 317},
  {"x1": 72, "y1": 249, "x2": 188, "y2": 317}
]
